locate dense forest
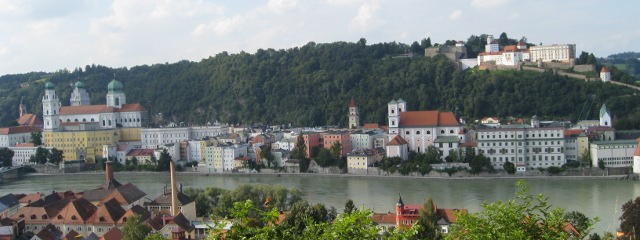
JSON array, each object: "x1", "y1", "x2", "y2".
[{"x1": 2, "y1": 38, "x2": 640, "y2": 129}]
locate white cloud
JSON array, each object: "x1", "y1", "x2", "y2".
[
  {"x1": 267, "y1": 0, "x2": 298, "y2": 13},
  {"x1": 449, "y1": 10, "x2": 462, "y2": 20},
  {"x1": 349, "y1": 0, "x2": 380, "y2": 33},
  {"x1": 471, "y1": 0, "x2": 510, "y2": 8},
  {"x1": 0, "y1": 46, "x2": 6, "y2": 55}
]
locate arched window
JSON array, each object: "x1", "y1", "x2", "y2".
[
  {"x1": 416, "y1": 131, "x2": 421, "y2": 135},
  {"x1": 405, "y1": 131, "x2": 410, "y2": 135},
  {"x1": 82, "y1": 118, "x2": 86, "y2": 122},
  {"x1": 67, "y1": 119, "x2": 71, "y2": 122},
  {"x1": 115, "y1": 97, "x2": 120, "y2": 106},
  {"x1": 427, "y1": 131, "x2": 431, "y2": 134},
  {"x1": 450, "y1": 130, "x2": 454, "y2": 134},
  {"x1": 440, "y1": 130, "x2": 445, "y2": 134},
  {"x1": 74, "y1": 119, "x2": 78, "y2": 122},
  {"x1": 91, "y1": 118, "x2": 95, "y2": 122}
]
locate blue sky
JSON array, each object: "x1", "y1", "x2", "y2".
[{"x1": 0, "y1": 0, "x2": 638, "y2": 75}]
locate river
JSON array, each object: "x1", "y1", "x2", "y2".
[{"x1": 1, "y1": 172, "x2": 637, "y2": 235}]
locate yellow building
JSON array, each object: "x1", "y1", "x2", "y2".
[
  {"x1": 43, "y1": 122, "x2": 142, "y2": 163},
  {"x1": 347, "y1": 149, "x2": 377, "y2": 170}
]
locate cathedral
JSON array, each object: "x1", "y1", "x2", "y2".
[{"x1": 42, "y1": 77, "x2": 147, "y2": 131}]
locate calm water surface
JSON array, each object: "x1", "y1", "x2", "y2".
[{"x1": 1, "y1": 173, "x2": 637, "y2": 235}]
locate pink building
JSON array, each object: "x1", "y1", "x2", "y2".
[
  {"x1": 323, "y1": 131, "x2": 351, "y2": 156},
  {"x1": 302, "y1": 132, "x2": 322, "y2": 158}
]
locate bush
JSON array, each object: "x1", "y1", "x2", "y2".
[
  {"x1": 547, "y1": 166, "x2": 565, "y2": 175},
  {"x1": 563, "y1": 160, "x2": 580, "y2": 168}
]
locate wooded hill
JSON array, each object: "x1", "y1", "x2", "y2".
[{"x1": 2, "y1": 39, "x2": 640, "y2": 129}]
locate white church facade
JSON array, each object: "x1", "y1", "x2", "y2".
[{"x1": 42, "y1": 78, "x2": 147, "y2": 131}]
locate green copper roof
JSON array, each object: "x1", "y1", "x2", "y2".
[
  {"x1": 600, "y1": 104, "x2": 610, "y2": 118},
  {"x1": 107, "y1": 79, "x2": 124, "y2": 92},
  {"x1": 74, "y1": 81, "x2": 85, "y2": 88},
  {"x1": 44, "y1": 81, "x2": 55, "y2": 90}
]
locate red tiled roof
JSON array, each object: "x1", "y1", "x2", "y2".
[
  {"x1": 19, "y1": 193, "x2": 41, "y2": 204},
  {"x1": 60, "y1": 103, "x2": 146, "y2": 115},
  {"x1": 119, "y1": 103, "x2": 146, "y2": 112},
  {"x1": 564, "y1": 129, "x2": 583, "y2": 137},
  {"x1": 16, "y1": 113, "x2": 43, "y2": 126},
  {"x1": 399, "y1": 111, "x2": 458, "y2": 127},
  {"x1": 601, "y1": 66, "x2": 610, "y2": 72},
  {"x1": 126, "y1": 149, "x2": 155, "y2": 157},
  {"x1": 436, "y1": 208, "x2": 468, "y2": 223},
  {"x1": 363, "y1": 123, "x2": 380, "y2": 129},
  {"x1": 371, "y1": 213, "x2": 396, "y2": 224},
  {"x1": 100, "y1": 227, "x2": 123, "y2": 240},
  {"x1": 349, "y1": 97, "x2": 357, "y2": 108},
  {"x1": 0, "y1": 126, "x2": 40, "y2": 135},
  {"x1": 15, "y1": 143, "x2": 35, "y2": 147},
  {"x1": 387, "y1": 135, "x2": 408, "y2": 146},
  {"x1": 518, "y1": 41, "x2": 526, "y2": 46},
  {"x1": 503, "y1": 45, "x2": 517, "y2": 52},
  {"x1": 479, "y1": 51, "x2": 503, "y2": 56}
]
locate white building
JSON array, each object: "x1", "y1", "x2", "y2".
[
  {"x1": 477, "y1": 125, "x2": 566, "y2": 172},
  {"x1": 528, "y1": 44, "x2": 576, "y2": 63},
  {"x1": 599, "y1": 104, "x2": 612, "y2": 127},
  {"x1": 141, "y1": 126, "x2": 227, "y2": 149},
  {"x1": 8, "y1": 146, "x2": 53, "y2": 166},
  {"x1": 102, "y1": 142, "x2": 142, "y2": 164},
  {"x1": 273, "y1": 138, "x2": 295, "y2": 151},
  {"x1": 0, "y1": 126, "x2": 39, "y2": 147},
  {"x1": 386, "y1": 135, "x2": 409, "y2": 161},
  {"x1": 633, "y1": 140, "x2": 640, "y2": 174},
  {"x1": 348, "y1": 97, "x2": 360, "y2": 129},
  {"x1": 204, "y1": 143, "x2": 248, "y2": 172},
  {"x1": 350, "y1": 130, "x2": 375, "y2": 150},
  {"x1": 600, "y1": 67, "x2": 611, "y2": 82},
  {"x1": 590, "y1": 140, "x2": 636, "y2": 168},
  {"x1": 387, "y1": 99, "x2": 462, "y2": 159},
  {"x1": 43, "y1": 79, "x2": 147, "y2": 131}
]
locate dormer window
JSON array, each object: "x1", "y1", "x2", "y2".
[
  {"x1": 57, "y1": 215, "x2": 63, "y2": 219},
  {"x1": 99, "y1": 217, "x2": 106, "y2": 222},
  {"x1": 71, "y1": 215, "x2": 77, "y2": 220},
  {"x1": 42, "y1": 215, "x2": 48, "y2": 219},
  {"x1": 30, "y1": 214, "x2": 36, "y2": 219}
]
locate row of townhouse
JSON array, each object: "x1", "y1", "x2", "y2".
[{"x1": 2, "y1": 162, "x2": 198, "y2": 239}]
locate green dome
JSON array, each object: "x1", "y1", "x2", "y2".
[
  {"x1": 45, "y1": 82, "x2": 55, "y2": 90},
  {"x1": 107, "y1": 79, "x2": 124, "y2": 92},
  {"x1": 74, "y1": 81, "x2": 85, "y2": 88}
]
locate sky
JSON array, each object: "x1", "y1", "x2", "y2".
[{"x1": 0, "y1": 0, "x2": 638, "y2": 75}]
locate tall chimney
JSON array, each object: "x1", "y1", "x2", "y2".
[
  {"x1": 105, "y1": 160, "x2": 114, "y2": 182},
  {"x1": 170, "y1": 161, "x2": 179, "y2": 216}
]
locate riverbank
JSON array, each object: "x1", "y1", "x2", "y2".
[{"x1": 24, "y1": 169, "x2": 633, "y2": 181}]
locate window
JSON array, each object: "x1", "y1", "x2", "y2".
[
  {"x1": 416, "y1": 131, "x2": 420, "y2": 135},
  {"x1": 427, "y1": 131, "x2": 431, "y2": 134},
  {"x1": 441, "y1": 130, "x2": 445, "y2": 134},
  {"x1": 406, "y1": 131, "x2": 410, "y2": 135},
  {"x1": 450, "y1": 130, "x2": 454, "y2": 134}
]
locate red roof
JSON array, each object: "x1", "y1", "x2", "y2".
[
  {"x1": 387, "y1": 135, "x2": 408, "y2": 146},
  {"x1": 601, "y1": 66, "x2": 610, "y2": 73},
  {"x1": 0, "y1": 126, "x2": 40, "y2": 135},
  {"x1": 518, "y1": 41, "x2": 527, "y2": 46},
  {"x1": 363, "y1": 123, "x2": 380, "y2": 129},
  {"x1": 349, "y1": 97, "x2": 357, "y2": 108},
  {"x1": 60, "y1": 103, "x2": 146, "y2": 115},
  {"x1": 16, "y1": 113, "x2": 43, "y2": 126},
  {"x1": 371, "y1": 213, "x2": 396, "y2": 224},
  {"x1": 503, "y1": 45, "x2": 517, "y2": 52},
  {"x1": 479, "y1": 51, "x2": 503, "y2": 56},
  {"x1": 399, "y1": 111, "x2": 458, "y2": 127},
  {"x1": 15, "y1": 143, "x2": 35, "y2": 147},
  {"x1": 564, "y1": 129, "x2": 583, "y2": 137},
  {"x1": 126, "y1": 149, "x2": 155, "y2": 157}
]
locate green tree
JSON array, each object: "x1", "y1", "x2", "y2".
[
  {"x1": 122, "y1": 214, "x2": 151, "y2": 240},
  {"x1": 343, "y1": 199, "x2": 356, "y2": 215},
  {"x1": 30, "y1": 131, "x2": 42, "y2": 146},
  {"x1": 0, "y1": 147, "x2": 14, "y2": 167},
  {"x1": 48, "y1": 148, "x2": 63, "y2": 165},
  {"x1": 415, "y1": 197, "x2": 443, "y2": 240},
  {"x1": 330, "y1": 141, "x2": 342, "y2": 162},
  {"x1": 447, "y1": 180, "x2": 593, "y2": 240},
  {"x1": 503, "y1": 160, "x2": 516, "y2": 174},
  {"x1": 260, "y1": 145, "x2": 275, "y2": 168},
  {"x1": 564, "y1": 211, "x2": 597, "y2": 236},
  {"x1": 316, "y1": 148, "x2": 332, "y2": 168},
  {"x1": 131, "y1": 156, "x2": 139, "y2": 166},
  {"x1": 598, "y1": 160, "x2": 605, "y2": 170},
  {"x1": 421, "y1": 37, "x2": 432, "y2": 49},
  {"x1": 32, "y1": 147, "x2": 49, "y2": 165},
  {"x1": 144, "y1": 233, "x2": 168, "y2": 240},
  {"x1": 157, "y1": 149, "x2": 171, "y2": 171},
  {"x1": 620, "y1": 197, "x2": 640, "y2": 239},
  {"x1": 579, "y1": 149, "x2": 591, "y2": 167}
]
